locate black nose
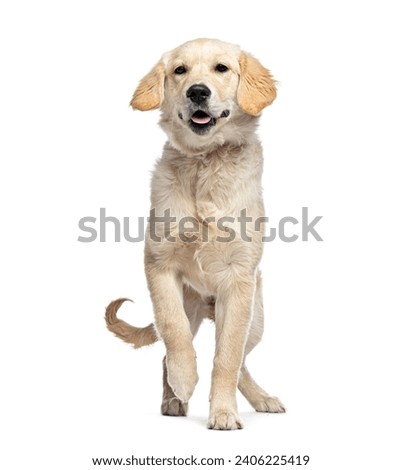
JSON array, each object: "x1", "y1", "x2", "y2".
[{"x1": 186, "y1": 84, "x2": 211, "y2": 104}]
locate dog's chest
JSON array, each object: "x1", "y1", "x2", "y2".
[
  {"x1": 182, "y1": 151, "x2": 242, "y2": 221},
  {"x1": 193, "y1": 160, "x2": 227, "y2": 220},
  {"x1": 149, "y1": 145, "x2": 263, "y2": 291}
]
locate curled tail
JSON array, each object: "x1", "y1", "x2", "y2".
[{"x1": 105, "y1": 298, "x2": 159, "y2": 349}]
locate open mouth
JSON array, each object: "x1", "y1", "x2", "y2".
[{"x1": 189, "y1": 110, "x2": 216, "y2": 134}]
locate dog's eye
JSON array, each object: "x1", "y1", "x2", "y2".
[
  {"x1": 215, "y1": 64, "x2": 228, "y2": 73},
  {"x1": 174, "y1": 66, "x2": 187, "y2": 75}
]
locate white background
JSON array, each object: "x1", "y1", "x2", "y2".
[{"x1": 1, "y1": 1, "x2": 401, "y2": 469}]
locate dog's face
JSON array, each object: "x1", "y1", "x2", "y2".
[
  {"x1": 164, "y1": 40, "x2": 241, "y2": 137},
  {"x1": 130, "y1": 39, "x2": 276, "y2": 152}
]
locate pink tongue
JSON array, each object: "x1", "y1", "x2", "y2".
[{"x1": 191, "y1": 115, "x2": 211, "y2": 125}]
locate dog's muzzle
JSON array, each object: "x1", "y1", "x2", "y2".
[
  {"x1": 186, "y1": 84, "x2": 214, "y2": 134},
  {"x1": 179, "y1": 84, "x2": 230, "y2": 135}
]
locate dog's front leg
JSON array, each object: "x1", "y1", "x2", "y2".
[
  {"x1": 146, "y1": 267, "x2": 198, "y2": 403},
  {"x1": 208, "y1": 274, "x2": 255, "y2": 430}
]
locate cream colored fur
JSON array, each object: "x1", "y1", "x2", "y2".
[{"x1": 106, "y1": 38, "x2": 285, "y2": 430}]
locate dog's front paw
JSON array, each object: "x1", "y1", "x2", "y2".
[
  {"x1": 166, "y1": 350, "x2": 198, "y2": 403},
  {"x1": 207, "y1": 408, "x2": 243, "y2": 430},
  {"x1": 161, "y1": 397, "x2": 188, "y2": 416},
  {"x1": 254, "y1": 395, "x2": 286, "y2": 413}
]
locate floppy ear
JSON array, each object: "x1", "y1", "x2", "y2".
[
  {"x1": 130, "y1": 61, "x2": 165, "y2": 111},
  {"x1": 237, "y1": 52, "x2": 277, "y2": 116}
]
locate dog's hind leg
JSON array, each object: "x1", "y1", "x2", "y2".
[
  {"x1": 161, "y1": 286, "x2": 212, "y2": 416},
  {"x1": 238, "y1": 366, "x2": 285, "y2": 413},
  {"x1": 238, "y1": 272, "x2": 286, "y2": 413}
]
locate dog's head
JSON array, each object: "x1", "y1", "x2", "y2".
[{"x1": 130, "y1": 39, "x2": 276, "y2": 153}]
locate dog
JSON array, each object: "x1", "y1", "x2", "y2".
[{"x1": 105, "y1": 38, "x2": 285, "y2": 430}]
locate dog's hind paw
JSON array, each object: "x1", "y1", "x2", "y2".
[
  {"x1": 254, "y1": 395, "x2": 286, "y2": 413},
  {"x1": 161, "y1": 397, "x2": 188, "y2": 416}
]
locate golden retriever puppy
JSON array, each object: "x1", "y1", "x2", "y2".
[{"x1": 105, "y1": 38, "x2": 285, "y2": 430}]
